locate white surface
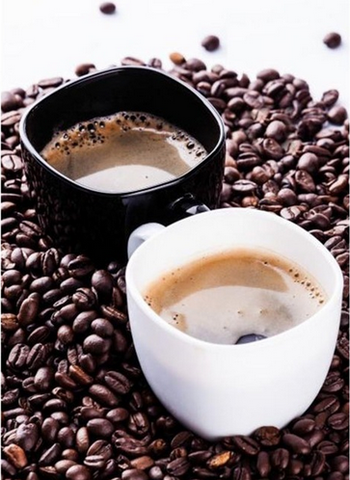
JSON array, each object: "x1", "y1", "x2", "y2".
[{"x1": 1, "y1": 0, "x2": 349, "y2": 109}]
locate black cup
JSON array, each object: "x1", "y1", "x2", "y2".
[{"x1": 20, "y1": 66, "x2": 226, "y2": 264}]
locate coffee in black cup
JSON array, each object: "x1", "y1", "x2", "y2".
[{"x1": 40, "y1": 111, "x2": 207, "y2": 193}]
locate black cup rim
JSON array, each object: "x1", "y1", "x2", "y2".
[{"x1": 20, "y1": 65, "x2": 226, "y2": 198}]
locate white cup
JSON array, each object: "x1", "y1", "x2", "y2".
[{"x1": 125, "y1": 208, "x2": 343, "y2": 440}]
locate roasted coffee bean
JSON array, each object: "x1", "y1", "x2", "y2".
[
  {"x1": 169, "y1": 52, "x2": 186, "y2": 65},
  {"x1": 327, "y1": 412, "x2": 349, "y2": 430},
  {"x1": 54, "y1": 459, "x2": 77, "y2": 475},
  {"x1": 68, "y1": 364, "x2": 93, "y2": 385},
  {"x1": 292, "y1": 417, "x2": 316, "y2": 435},
  {"x1": 15, "y1": 423, "x2": 39, "y2": 451},
  {"x1": 282, "y1": 433, "x2": 311, "y2": 454},
  {"x1": 38, "y1": 443, "x2": 62, "y2": 466},
  {"x1": 83, "y1": 333, "x2": 111, "y2": 355},
  {"x1": 328, "y1": 106, "x2": 348, "y2": 125},
  {"x1": 75, "y1": 426, "x2": 90, "y2": 453},
  {"x1": 72, "y1": 310, "x2": 98, "y2": 333},
  {"x1": 114, "y1": 436, "x2": 149, "y2": 456},
  {"x1": 270, "y1": 447, "x2": 290, "y2": 470},
  {"x1": 122, "y1": 469, "x2": 148, "y2": 480},
  {"x1": 34, "y1": 366, "x2": 54, "y2": 391},
  {"x1": 3, "y1": 443, "x2": 28, "y2": 468},
  {"x1": 256, "y1": 450, "x2": 271, "y2": 477},
  {"x1": 99, "y1": 2, "x2": 116, "y2": 14},
  {"x1": 17, "y1": 294, "x2": 40, "y2": 326},
  {"x1": 91, "y1": 318, "x2": 114, "y2": 337},
  {"x1": 66, "y1": 464, "x2": 92, "y2": 480},
  {"x1": 128, "y1": 412, "x2": 150, "y2": 436},
  {"x1": 91, "y1": 269, "x2": 114, "y2": 301},
  {"x1": 8, "y1": 343, "x2": 30, "y2": 369},
  {"x1": 87, "y1": 418, "x2": 115, "y2": 437},
  {"x1": 201, "y1": 35, "x2": 220, "y2": 52},
  {"x1": 2, "y1": 91, "x2": 22, "y2": 112},
  {"x1": 253, "y1": 426, "x2": 281, "y2": 446},
  {"x1": 232, "y1": 436, "x2": 260, "y2": 455},
  {"x1": 105, "y1": 370, "x2": 131, "y2": 394},
  {"x1": 75, "y1": 63, "x2": 96, "y2": 76},
  {"x1": 72, "y1": 287, "x2": 97, "y2": 310},
  {"x1": 1, "y1": 313, "x2": 19, "y2": 331},
  {"x1": 323, "y1": 32, "x2": 342, "y2": 48},
  {"x1": 322, "y1": 89, "x2": 339, "y2": 107},
  {"x1": 41, "y1": 417, "x2": 60, "y2": 443},
  {"x1": 89, "y1": 383, "x2": 120, "y2": 406},
  {"x1": 100, "y1": 304, "x2": 128, "y2": 324}
]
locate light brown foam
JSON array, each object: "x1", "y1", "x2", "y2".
[
  {"x1": 144, "y1": 247, "x2": 327, "y2": 344},
  {"x1": 40, "y1": 111, "x2": 207, "y2": 192}
]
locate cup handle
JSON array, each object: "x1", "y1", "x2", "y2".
[{"x1": 127, "y1": 193, "x2": 210, "y2": 258}]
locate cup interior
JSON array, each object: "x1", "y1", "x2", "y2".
[
  {"x1": 21, "y1": 66, "x2": 224, "y2": 167},
  {"x1": 127, "y1": 208, "x2": 343, "y2": 343}
]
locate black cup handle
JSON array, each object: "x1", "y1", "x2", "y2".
[
  {"x1": 127, "y1": 193, "x2": 210, "y2": 258},
  {"x1": 167, "y1": 193, "x2": 210, "y2": 221}
]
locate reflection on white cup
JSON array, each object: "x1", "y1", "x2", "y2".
[{"x1": 126, "y1": 208, "x2": 343, "y2": 440}]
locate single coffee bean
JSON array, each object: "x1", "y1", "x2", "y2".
[
  {"x1": 88, "y1": 383, "x2": 120, "y2": 407},
  {"x1": 99, "y1": 2, "x2": 116, "y2": 14},
  {"x1": 75, "y1": 63, "x2": 96, "y2": 77},
  {"x1": 1, "y1": 91, "x2": 22, "y2": 112},
  {"x1": 328, "y1": 106, "x2": 348, "y2": 125},
  {"x1": 323, "y1": 32, "x2": 342, "y2": 49},
  {"x1": 55, "y1": 459, "x2": 77, "y2": 475},
  {"x1": 66, "y1": 464, "x2": 92, "y2": 480},
  {"x1": 253, "y1": 426, "x2": 281, "y2": 446},
  {"x1": 87, "y1": 418, "x2": 115, "y2": 437},
  {"x1": 282, "y1": 433, "x2": 311, "y2": 454},
  {"x1": 38, "y1": 443, "x2": 62, "y2": 466},
  {"x1": 270, "y1": 447, "x2": 290, "y2": 469},
  {"x1": 83, "y1": 334, "x2": 110, "y2": 355},
  {"x1": 15, "y1": 423, "x2": 39, "y2": 451},
  {"x1": 3, "y1": 443, "x2": 28, "y2": 468},
  {"x1": 201, "y1": 35, "x2": 220, "y2": 52},
  {"x1": 232, "y1": 436, "x2": 260, "y2": 455},
  {"x1": 105, "y1": 370, "x2": 131, "y2": 394},
  {"x1": 321, "y1": 89, "x2": 339, "y2": 106},
  {"x1": 76, "y1": 427, "x2": 90, "y2": 454},
  {"x1": 169, "y1": 52, "x2": 186, "y2": 65}
]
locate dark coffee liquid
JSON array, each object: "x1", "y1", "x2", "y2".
[
  {"x1": 40, "y1": 111, "x2": 207, "y2": 193},
  {"x1": 144, "y1": 248, "x2": 326, "y2": 344}
]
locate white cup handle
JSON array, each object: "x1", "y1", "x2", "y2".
[{"x1": 127, "y1": 222, "x2": 166, "y2": 259}]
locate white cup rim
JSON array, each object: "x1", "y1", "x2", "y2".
[{"x1": 126, "y1": 208, "x2": 343, "y2": 351}]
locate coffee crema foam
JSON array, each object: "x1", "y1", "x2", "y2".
[
  {"x1": 40, "y1": 111, "x2": 207, "y2": 193},
  {"x1": 144, "y1": 248, "x2": 327, "y2": 345}
]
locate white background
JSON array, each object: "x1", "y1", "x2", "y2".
[{"x1": 1, "y1": 0, "x2": 349, "y2": 109}]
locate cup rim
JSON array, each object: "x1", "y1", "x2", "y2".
[
  {"x1": 126, "y1": 208, "x2": 343, "y2": 351},
  {"x1": 19, "y1": 65, "x2": 226, "y2": 197}
]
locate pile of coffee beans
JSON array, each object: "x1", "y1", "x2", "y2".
[{"x1": 1, "y1": 55, "x2": 349, "y2": 480}]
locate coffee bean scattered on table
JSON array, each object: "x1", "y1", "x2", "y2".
[
  {"x1": 201, "y1": 35, "x2": 220, "y2": 52},
  {"x1": 323, "y1": 32, "x2": 342, "y2": 49},
  {"x1": 99, "y1": 2, "x2": 116, "y2": 14},
  {"x1": 1, "y1": 54, "x2": 349, "y2": 480},
  {"x1": 169, "y1": 52, "x2": 186, "y2": 65}
]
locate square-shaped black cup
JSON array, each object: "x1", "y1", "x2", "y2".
[{"x1": 20, "y1": 66, "x2": 226, "y2": 264}]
